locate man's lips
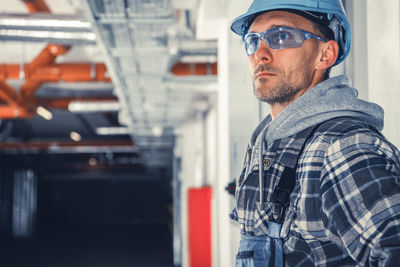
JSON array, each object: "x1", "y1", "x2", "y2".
[
  {"x1": 254, "y1": 64, "x2": 280, "y2": 79},
  {"x1": 256, "y1": 71, "x2": 276, "y2": 78}
]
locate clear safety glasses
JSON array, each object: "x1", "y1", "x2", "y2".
[{"x1": 243, "y1": 26, "x2": 327, "y2": 56}]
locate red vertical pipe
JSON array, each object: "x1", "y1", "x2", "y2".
[{"x1": 188, "y1": 186, "x2": 212, "y2": 267}]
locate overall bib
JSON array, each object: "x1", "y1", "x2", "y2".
[{"x1": 235, "y1": 123, "x2": 322, "y2": 267}]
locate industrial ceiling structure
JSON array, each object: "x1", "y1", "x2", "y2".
[{"x1": 0, "y1": 0, "x2": 218, "y2": 169}]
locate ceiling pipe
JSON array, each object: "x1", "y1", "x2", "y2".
[
  {"x1": 0, "y1": 63, "x2": 111, "y2": 82},
  {"x1": 0, "y1": 64, "x2": 20, "y2": 80},
  {"x1": 36, "y1": 63, "x2": 111, "y2": 82},
  {"x1": 13, "y1": 43, "x2": 70, "y2": 117},
  {"x1": 0, "y1": 28, "x2": 97, "y2": 45},
  {"x1": 0, "y1": 13, "x2": 92, "y2": 30},
  {"x1": 0, "y1": 106, "x2": 33, "y2": 119},
  {"x1": 18, "y1": 45, "x2": 71, "y2": 102},
  {"x1": 0, "y1": 60, "x2": 217, "y2": 118},
  {"x1": 40, "y1": 97, "x2": 118, "y2": 110},
  {"x1": 0, "y1": 80, "x2": 18, "y2": 104},
  {"x1": 21, "y1": 0, "x2": 51, "y2": 13},
  {"x1": 0, "y1": 96, "x2": 118, "y2": 119},
  {"x1": 0, "y1": 60, "x2": 113, "y2": 118},
  {"x1": 170, "y1": 62, "x2": 217, "y2": 76},
  {"x1": 29, "y1": 63, "x2": 111, "y2": 82},
  {"x1": 0, "y1": 13, "x2": 96, "y2": 45},
  {"x1": 25, "y1": 44, "x2": 70, "y2": 74},
  {"x1": 18, "y1": 0, "x2": 69, "y2": 101},
  {"x1": 0, "y1": 0, "x2": 116, "y2": 121}
]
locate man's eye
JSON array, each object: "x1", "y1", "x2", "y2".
[
  {"x1": 278, "y1": 32, "x2": 291, "y2": 40},
  {"x1": 246, "y1": 35, "x2": 259, "y2": 43},
  {"x1": 245, "y1": 35, "x2": 259, "y2": 47}
]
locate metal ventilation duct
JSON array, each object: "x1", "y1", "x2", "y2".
[
  {"x1": 78, "y1": 0, "x2": 218, "y2": 167},
  {"x1": 0, "y1": 14, "x2": 96, "y2": 44}
]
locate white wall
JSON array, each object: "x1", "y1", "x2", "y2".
[
  {"x1": 345, "y1": 0, "x2": 400, "y2": 146},
  {"x1": 366, "y1": 0, "x2": 400, "y2": 147},
  {"x1": 343, "y1": 0, "x2": 368, "y2": 100}
]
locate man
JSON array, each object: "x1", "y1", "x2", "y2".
[{"x1": 230, "y1": 0, "x2": 400, "y2": 266}]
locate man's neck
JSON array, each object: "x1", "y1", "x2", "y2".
[
  {"x1": 270, "y1": 87, "x2": 309, "y2": 119},
  {"x1": 270, "y1": 102, "x2": 290, "y2": 119},
  {"x1": 270, "y1": 74, "x2": 326, "y2": 119}
]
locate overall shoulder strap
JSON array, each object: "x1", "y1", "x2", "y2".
[{"x1": 270, "y1": 122, "x2": 322, "y2": 223}]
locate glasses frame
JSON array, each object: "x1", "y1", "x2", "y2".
[{"x1": 243, "y1": 26, "x2": 328, "y2": 56}]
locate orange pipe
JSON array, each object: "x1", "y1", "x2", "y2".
[
  {"x1": 25, "y1": 44, "x2": 71, "y2": 76},
  {"x1": 14, "y1": 0, "x2": 112, "y2": 121},
  {"x1": 0, "y1": 64, "x2": 20, "y2": 80},
  {"x1": 40, "y1": 97, "x2": 118, "y2": 110},
  {"x1": 22, "y1": 0, "x2": 50, "y2": 13},
  {"x1": 20, "y1": 44, "x2": 71, "y2": 100},
  {"x1": 0, "y1": 97, "x2": 119, "y2": 119},
  {"x1": 171, "y1": 62, "x2": 217, "y2": 76},
  {"x1": 0, "y1": 105, "x2": 34, "y2": 119},
  {"x1": 0, "y1": 61, "x2": 113, "y2": 118},
  {"x1": 0, "y1": 63, "x2": 111, "y2": 82},
  {"x1": 95, "y1": 64, "x2": 110, "y2": 82},
  {"x1": 0, "y1": 80, "x2": 18, "y2": 103},
  {"x1": 0, "y1": 64, "x2": 22, "y2": 79},
  {"x1": 31, "y1": 63, "x2": 111, "y2": 82},
  {"x1": 18, "y1": 81, "x2": 42, "y2": 100}
]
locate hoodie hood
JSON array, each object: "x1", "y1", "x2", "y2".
[{"x1": 250, "y1": 75, "x2": 384, "y2": 147}]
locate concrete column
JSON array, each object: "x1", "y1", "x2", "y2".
[
  {"x1": 217, "y1": 14, "x2": 259, "y2": 267},
  {"x1": 196, "y1": 1, "x2": 259, "y2": 266},
  {"x1": 366, "y1": 0, "x2": 400, "y2": 146},
  {"x1": 342, "y1": 0, "x2": 369, "y2": 100}
]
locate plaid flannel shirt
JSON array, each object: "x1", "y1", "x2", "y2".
[{"x1": 231, "y1": 117, "x2": 400, "y2": 266}]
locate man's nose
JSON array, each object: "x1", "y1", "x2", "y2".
[{"x1": 255, "y1": 38, "x2": 272, "y2": 63}]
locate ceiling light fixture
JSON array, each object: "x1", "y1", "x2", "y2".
[
  {"x1": 152, "y1": 126, "x2": 163, "y2": 137},
  {"x1": 36, "y1": 106, "x2": 53, "y2": 120},
  {"x1": 70, "y1": 131, "x2": 82, "y2": 142},
  {"x1": 88, "y1": 157, "x2": 98, "y2": 166},
  {"x1": 68, "y1": 101, "x2": 121, "y2": 113},
  {"x1": 96, "y1": 127, "x2": 130, "y2": 135}
]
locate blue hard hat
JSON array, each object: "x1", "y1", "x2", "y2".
[{"x1": 230, "y1": 0, "x2": 351, "y2": 66}]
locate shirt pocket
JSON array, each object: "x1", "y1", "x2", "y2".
[
  {"x1": 236, "y1": 253, "x2": 266, "y2": 267},
  {"x1": 235, "y1": 242, "x2": 267, "y2": 267}
]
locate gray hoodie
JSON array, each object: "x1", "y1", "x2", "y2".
[
  {"x1": 249, "y1": 75, "x2": 384, "y2": 149},
  {"x1": 243, "y1": 75, "x2": 385, "y2": 205}
]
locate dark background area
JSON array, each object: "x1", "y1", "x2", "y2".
[{"x1": 0, "y1": 153, "x2": 174, "y2": 267}]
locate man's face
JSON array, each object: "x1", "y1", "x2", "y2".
[{"x1": 247, "y1": 11, "x2": 323, "y2": 104}]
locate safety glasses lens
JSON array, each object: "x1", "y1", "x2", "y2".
[
  {"x1": 244, "y1": 28, "x2": 306, "y2": 55},
  {"x1": 266, "y1": 28, "x2": 304, "y2": 49},
  {"x1": 244, "y1": 33, "x2": 261, "y2": 55}
]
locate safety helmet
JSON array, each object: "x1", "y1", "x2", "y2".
[{"x1": 230, "y1": 0, "x2": 351, "y2": 66}]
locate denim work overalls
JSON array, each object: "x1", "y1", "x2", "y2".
[
  {"x1": 236, "y1": 221, "x2": 283, "y2": 267},
  {"x1": 235, "y1": 124, "x2": 321, "y2": 267}
]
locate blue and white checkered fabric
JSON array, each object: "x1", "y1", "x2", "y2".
[{"x1": 231, "y1": 117, "x2": 400, "y2": 266}]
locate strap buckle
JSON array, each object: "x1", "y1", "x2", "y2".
[
  {"x1": 270, "y1": 186, "x2": 291, "y2": 223},
  {"x1": 271, "y1": 203, "x2": 285, "y2": 223}
]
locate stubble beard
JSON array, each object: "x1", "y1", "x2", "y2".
[{"x1": 253, "y1": 64, "x2": 314, "y2": 105}]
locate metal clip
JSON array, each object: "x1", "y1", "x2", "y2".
[{"x1": 271, "y1": 203, "x2": 284, "y2": 223}]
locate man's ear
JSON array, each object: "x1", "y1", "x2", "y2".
[{"x1": 315, "y1": 40, "x2": 339, "y2": 70}]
